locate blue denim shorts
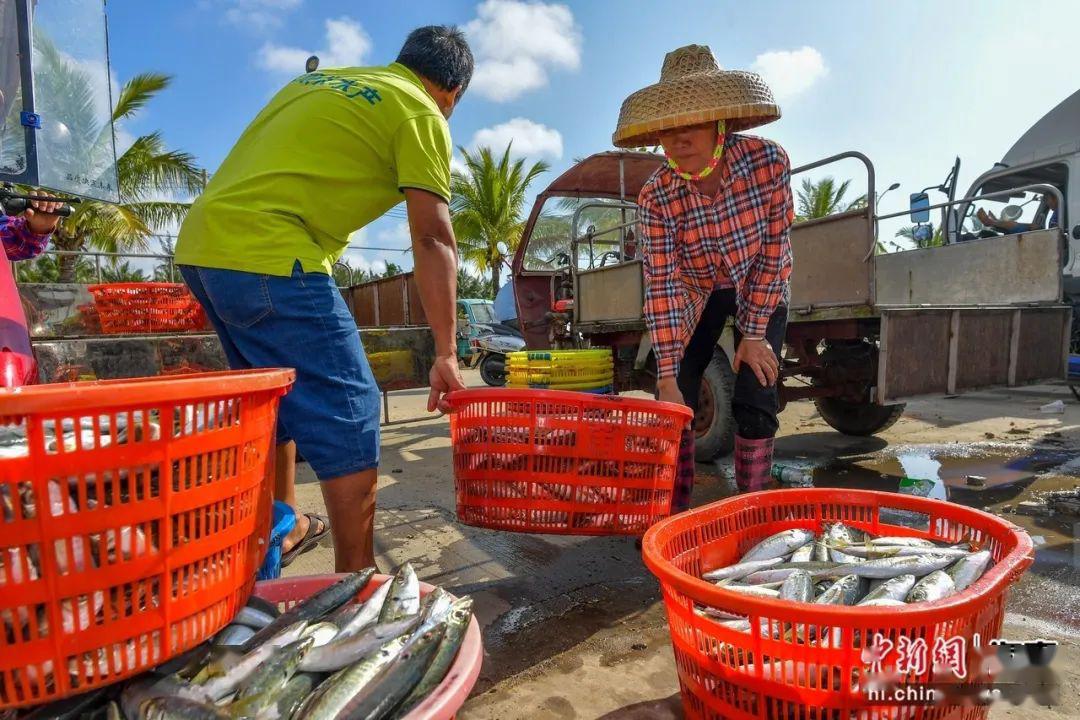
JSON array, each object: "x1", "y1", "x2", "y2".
[{"x1": 181, "y1": 262, "x2": 380, "y2": 479}]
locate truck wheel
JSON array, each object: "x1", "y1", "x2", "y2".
[
  {"x1": 814, "y1": 397, "x2": 905, "y2": 436},
  {"x1": 479, "y1": 355, "x2": 507, "y2": 386},
  {"x1": 694, "y1": 349, "x2": 736, "y2": 461}
]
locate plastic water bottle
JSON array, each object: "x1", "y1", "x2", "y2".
[{"x1": 771, "y1": 464, "x2": 813, "y2": 488}]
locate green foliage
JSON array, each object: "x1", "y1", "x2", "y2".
[
  {"x1": 451, "y1": 145, "x2": 549, "y2": 296},
  {"x1": 15, "y1": 253, "x2": 94, "y2": 283},
  {"x1": 99, "y1": 259, "x2": 149, "y2": 282},
  {"x1": 795, "y1": 176, "x2": 867, "y2": 222},
  {"x1": 456, "y1": 268, "x2": 492, "y2": 300},
  {"x1": 895, "y1": 224, "x2": 945, "y2": 248}
]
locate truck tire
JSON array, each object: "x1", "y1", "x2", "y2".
[
  {"x1": 479, "y1": 354, "x2": 507, "y2": 387},
  {"x1": 694, "y1": 349, "x2": 737, "y2": 461},
  {"x1": 814, "y1": 397, "x2": 905, "y2": 436}
]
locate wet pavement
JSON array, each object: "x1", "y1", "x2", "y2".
[{"x1": 284, "y1": 375, "x2": 1080, "y2": 718}]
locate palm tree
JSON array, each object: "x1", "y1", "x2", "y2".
[
  {"x1": 46, "y1": 71, "x2": 205, "y2": 281},
  {"x1": 795, "y1": 177, "x2": 867, "y2": 222},
  {"x1": 100, "y1": 259, "x2": 149, "y2": 282},
  {"x1": 451, "y1": 145, "x2": 549, "y2": 296},
  {"x1": 895, "y1": 225, "x2": 945, "y2": 249}
]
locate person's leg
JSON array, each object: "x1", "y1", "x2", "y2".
[
  {"x1": 731, "y1": 306, "x2": 788, "y2": 491},
  {"x1": 670, "y1": 289, "x2": 736, "y2": 511},
  {"x1": 181, "y1": 266, "x2": 321, "y2": 555},
  {"x1": 320, "y1": 469, "x2": 378, "y2": 571}
]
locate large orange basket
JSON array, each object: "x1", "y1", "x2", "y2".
[
  {"x1": 642, "y1": 489, "x2": 1035, "y2": 720},
  {"x1": 88, "y1": 283, "x2": 207, "y2": 334},
  {"x1": 254, "y1": 574, "x2": 484, "y2": 720},
  {"x1": 0, "y1": 369, "x2": 294, "y2": 709},
  {"x1": 448, "y1": 388, "x2": 692, "y2": 536}
]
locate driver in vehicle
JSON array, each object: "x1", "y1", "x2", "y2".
[
  {"x1": 613, "y1": 45, "x2": 792, "y2": 508},
  {"x1": 977, "y1": 191, "x2": 1060, "y2": 235}
]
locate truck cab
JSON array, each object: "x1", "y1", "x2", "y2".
[{"x1": 456, "y1": 298, "x2": 498, "y2": 360}]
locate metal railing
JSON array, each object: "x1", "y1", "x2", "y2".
[{"x1": 20, "y1": 248, "x2": 179, "y2": 282}]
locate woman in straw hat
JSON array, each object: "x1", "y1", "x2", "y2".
[{"x1": 613, "y1": 45, "x2": 793, "y2": 507}]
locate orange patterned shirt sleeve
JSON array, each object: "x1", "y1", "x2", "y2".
[
  {"x1": 638, "y1": 190, "x2": 686, "y2": 380},
  {"x1": 737, "y1": 152, "x2": 794, "y2": 338}
]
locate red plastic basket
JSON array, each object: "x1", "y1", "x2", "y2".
[
  {"x1": 88, "y1": 283, "x2": 207, "y2": 334},
  {"x1": 253, "y1": 574, "x2": 483, "y2": 720},
  {"x1": 0, "y1": 369, "x2": 295, "y2": 709},
  {"x1": 641, "y1": 489, "x2": 1035, "y2": 720},
  {"x1": 448, "y1": 388, "x2": 692, "y2": 536}
]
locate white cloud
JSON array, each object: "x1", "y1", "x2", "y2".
[
  {"x1": 464, "y1": 0, "x2": 582, "y2": 102},
  {"x1": 218, "y1": 0, "x2": 303, "y2": 33},
  {"x1": 470, "y1": 118, "x2": 563, "y2": 160},
  {"x1": 258, "y1": 17, "x2": 372, "y2": 74},
  {"x1": 375, "y1": 221, "x2": 412, "y2": 249},
  {"x1": 450, "y1": 155, "x2": 469, "y2": 176},
  {"x1": 751, "y1": 46, "x2": 827, "y2": 102}
]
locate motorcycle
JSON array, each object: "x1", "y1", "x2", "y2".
[{"x1": 466, "y1": 323, "x2": 526, "y2": 387}]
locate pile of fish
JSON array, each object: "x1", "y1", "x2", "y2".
[
  {"x1": 696, "y1": 524, "x2": 994, "y2": 632},
  {"x1": 6, "y1": 565, "x2": 473, "y2": 720}
]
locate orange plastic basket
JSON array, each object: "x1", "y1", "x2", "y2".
[
  {"x1": 254, "y1": 574, "x2": 484, "y2": 720},
  {"x1": 448, "y1": 388, "x2": 692, "y2": 536},
  {"x1": 0, "y1": 369, "x2": 295, "y2": 709},
  {"x1": 88, "y1": 283, "x2": 207, "y2": 334},
  {"x1": 641, "y1": 489, "x2": 1035, "y2": 720}
]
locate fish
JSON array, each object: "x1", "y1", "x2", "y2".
[
  {"x1": 701, "y1": 557, "x2": 784, "y2": 582},
  {"x1": 814, "y1": 554, "x2": 956, "y2": 579},
  {"x1": 300, "y1": 622, "x2": 340, "y2": 648},
  {"x1": 231, "y1": 606, "x2": 277, "y2": 630},
  {"x1": 394, "y1": 597, "x2": 474, "y2": 717},
  {"x1": 739, "y1": 529, "x2": 816, "y2": 563},
  {"x1": 946, "y1": 550, "x2": 992, "y2": 592},
  {"x1": 230, "y1": 637, "x2": 313, "y2": 718},
  {"x1": 316, "y1": 626, "x2": 446, "y2": 720},
  {"x1": 812, "y1": 539, "x2": 830, "y2": 563},
  {"x1": 295, "y1": 631, "x2": 425, "y2": 720},
  {"x1": 241, "y1": 570, "x2": 374, "y2": 653},
  {"x1": 186, "y1": 621, "x2": 310, "y2": 702},
  {"x1": 379, "y1": 563, "x2": 421, "y2": 623},
  {"x1": 856, "y1": 574, "x2": 917, "y2": 605},
  {"x1": 141, "y1": 697, "x2": 232, "y2": 720},
  {"x1": 213, "y1": 624, "x2": 256, "y2": 649},
  {"x1": 859, "y1": 599, "x2": 907, "y2": 607},
  {"x1": 417, "y1": 588, "x2": 456, "y2": 635},
  {"x1": 825, "y1": 524, "x2": 864, "y2": 564},
  {"x1": 814, "y1": 574, "x2": 861, "y2": 605},
  {"x1": 243, "y1": 595, "x2": 282, "y2": 620},
  {"x1": 906, "y1": 570, "x2": 956, "y2": 603},
  {"x1": 334, "y1": 580, "x2": 393, "y2": 642},
  {"x1": 790, "y1": 543, "x2": 814, "y2": 563},
  {"x1": 869, "y1": 536, "x2": 936, "y2": 548},
  {"x1": 828, "y1": 542, "x2": 971, "y2": 560},
  {"x1": 120, "y1": 674, "x2": 190, "y2": 720},
  {"x1": 254, "y1": 672, "x2": 319, "y2": 720},
  {"x1": 299, "y1": 616, "x2": 422, "y2": 673},
  {"x1": 779, "y1": 570, "x2": 814, "y2": 603},
  {"x1": 740, "y1": 562, "x2": 844, "y2": 585},
  {"x1": 719, "y1": 584, "x2": 781, "y2": 599}
]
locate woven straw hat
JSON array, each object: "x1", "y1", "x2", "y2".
[{"x1": 613, "y1": 44, "x2": 780, "y2": 148}]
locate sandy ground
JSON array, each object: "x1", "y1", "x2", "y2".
[{"x1": 284, "y1": 371, "x2": 1080, "y2": 719}]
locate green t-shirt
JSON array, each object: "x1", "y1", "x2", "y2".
[{"x1": 175, "y1": 62, "x2": 452, "y2": 276}]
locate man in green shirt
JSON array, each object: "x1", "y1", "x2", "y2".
[{"x1": 175, "y1": 26, "x2": 472, "y2": 572}]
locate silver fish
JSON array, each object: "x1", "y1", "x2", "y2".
[
  {"x1": 213, "y1": 624, "x2": 256, "y2": 649},
  {"x1": 790, "y1": 543, "x2": 814, "y2": 563},
  {"x1": 702, "y1": 557, "x2": 784, "y2": 582},
  {"x1": 719, "y1": 584, "x2": 781, "y2": 599},
  {"x1": 231, "y1": 637, "x2": 314, "y2": 717},
  {"x1": 300, "y1": 621, "x2": 340, "y2": 648},
  {"x1": 906, "y1": 570, "x2": 956, "y2": 603},
  {"x1": 825, "y1": 523, "x2": 864, "y2": 564},
  {"x1": 859, "y1": 598, "x2": 907, "y2": 607},
  {"x1": 141, "y1": 697, "x2": 231, "y2": 720},
  {"x1": 379, "y1": 563, "x2": 421, "y2": 623},
  {"x1": 815, "y1": 554, "x2": 956, "y2": 579},
  {"x1": 335, "y1": 580, "x2": 393, "y2": 641},
  {"x1": 395, "y1": 597, "x2": 475, "y2": 716},
  {"x1": 829, "y1": 542, "x2": 971, "y2": 560},
  {"x1": 814, "y1": 574, "x2": 861, "y2": 605},
  {"x1": 779, "y1": 570, "x2": 814, "y2": 603},
  {"x1": 241, "y1": 570, "x2": 374, "y2": 653},
  {"x1": 946, "y1": 550, "x2": 992, "y2": 592},
  {"x1": 120, "y1": 674, "x2": 190, "y2": 720},
  {"x1": 857, "y1": 574, "x2": 917, "y2": 605},
  {"x1": 741, "y1": 562, "x2": 843, "y2": 585},
  {"x1": 186, "y1": 621, "x2": 309, "y2": 701},
  {"x1": 739, "y1": 529, "x2": 816, "y2": 562},
  {"x1": 869, "y1": 536, "x2": 936, "y2": 548},
  {"x1": 254, "y1": 672, "x2": 319, "y2": 720},
  {"x1": 232, "y1": 605, "x2": 277, "y2": 630},
  {"x1": 299, "y1": 616, "x2": 421, "y2": 673},
  {"x1": 812, "y1": 539, "x2": 830, "y2": 563}
]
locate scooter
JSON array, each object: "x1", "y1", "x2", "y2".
[{"x1": 467, "y1": 324, "x2": 525, "y2": 387}]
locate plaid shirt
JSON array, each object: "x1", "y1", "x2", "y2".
[
  {"x1": 638, "y1": 134, "x2": 794, "y2": 379},
  {"x1": 1, "y1": 214, "x2": 52, "y2": 261}
]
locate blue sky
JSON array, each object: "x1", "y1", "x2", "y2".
[{"x1": 105, "y1": 0, "x2": 1080, "y2": 273}]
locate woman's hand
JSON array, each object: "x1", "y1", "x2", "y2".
[
  {"x1": 25, "y1": 193, "x2": 63, "y2": 234},
  {"x1": 734, "y1": 337, "x2": 779, "y2": 387},
  {"x1": 657, "y1": 376, "x2": 685, "y2": 406}
]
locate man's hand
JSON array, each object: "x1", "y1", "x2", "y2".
[
  {"x1": 428, "y1": 354, "x2": 466, "y2": 413},
  {"x1": 25, "y1": 193, "x2": 63, "y2": 234},
  {"x1": 734, "y1": 338, "x2": 779, "y2": 387},
  {"x1": 657, "y1": 376, "x2": 685, "y2": 406}
]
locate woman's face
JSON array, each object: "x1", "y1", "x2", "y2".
[{"x1": 658, "y1": 121, "x2": 719, "y2": 174}]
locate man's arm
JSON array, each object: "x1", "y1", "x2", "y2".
[{"x1": 403, "y1": 187, "x2": 466, "y2": 412}]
